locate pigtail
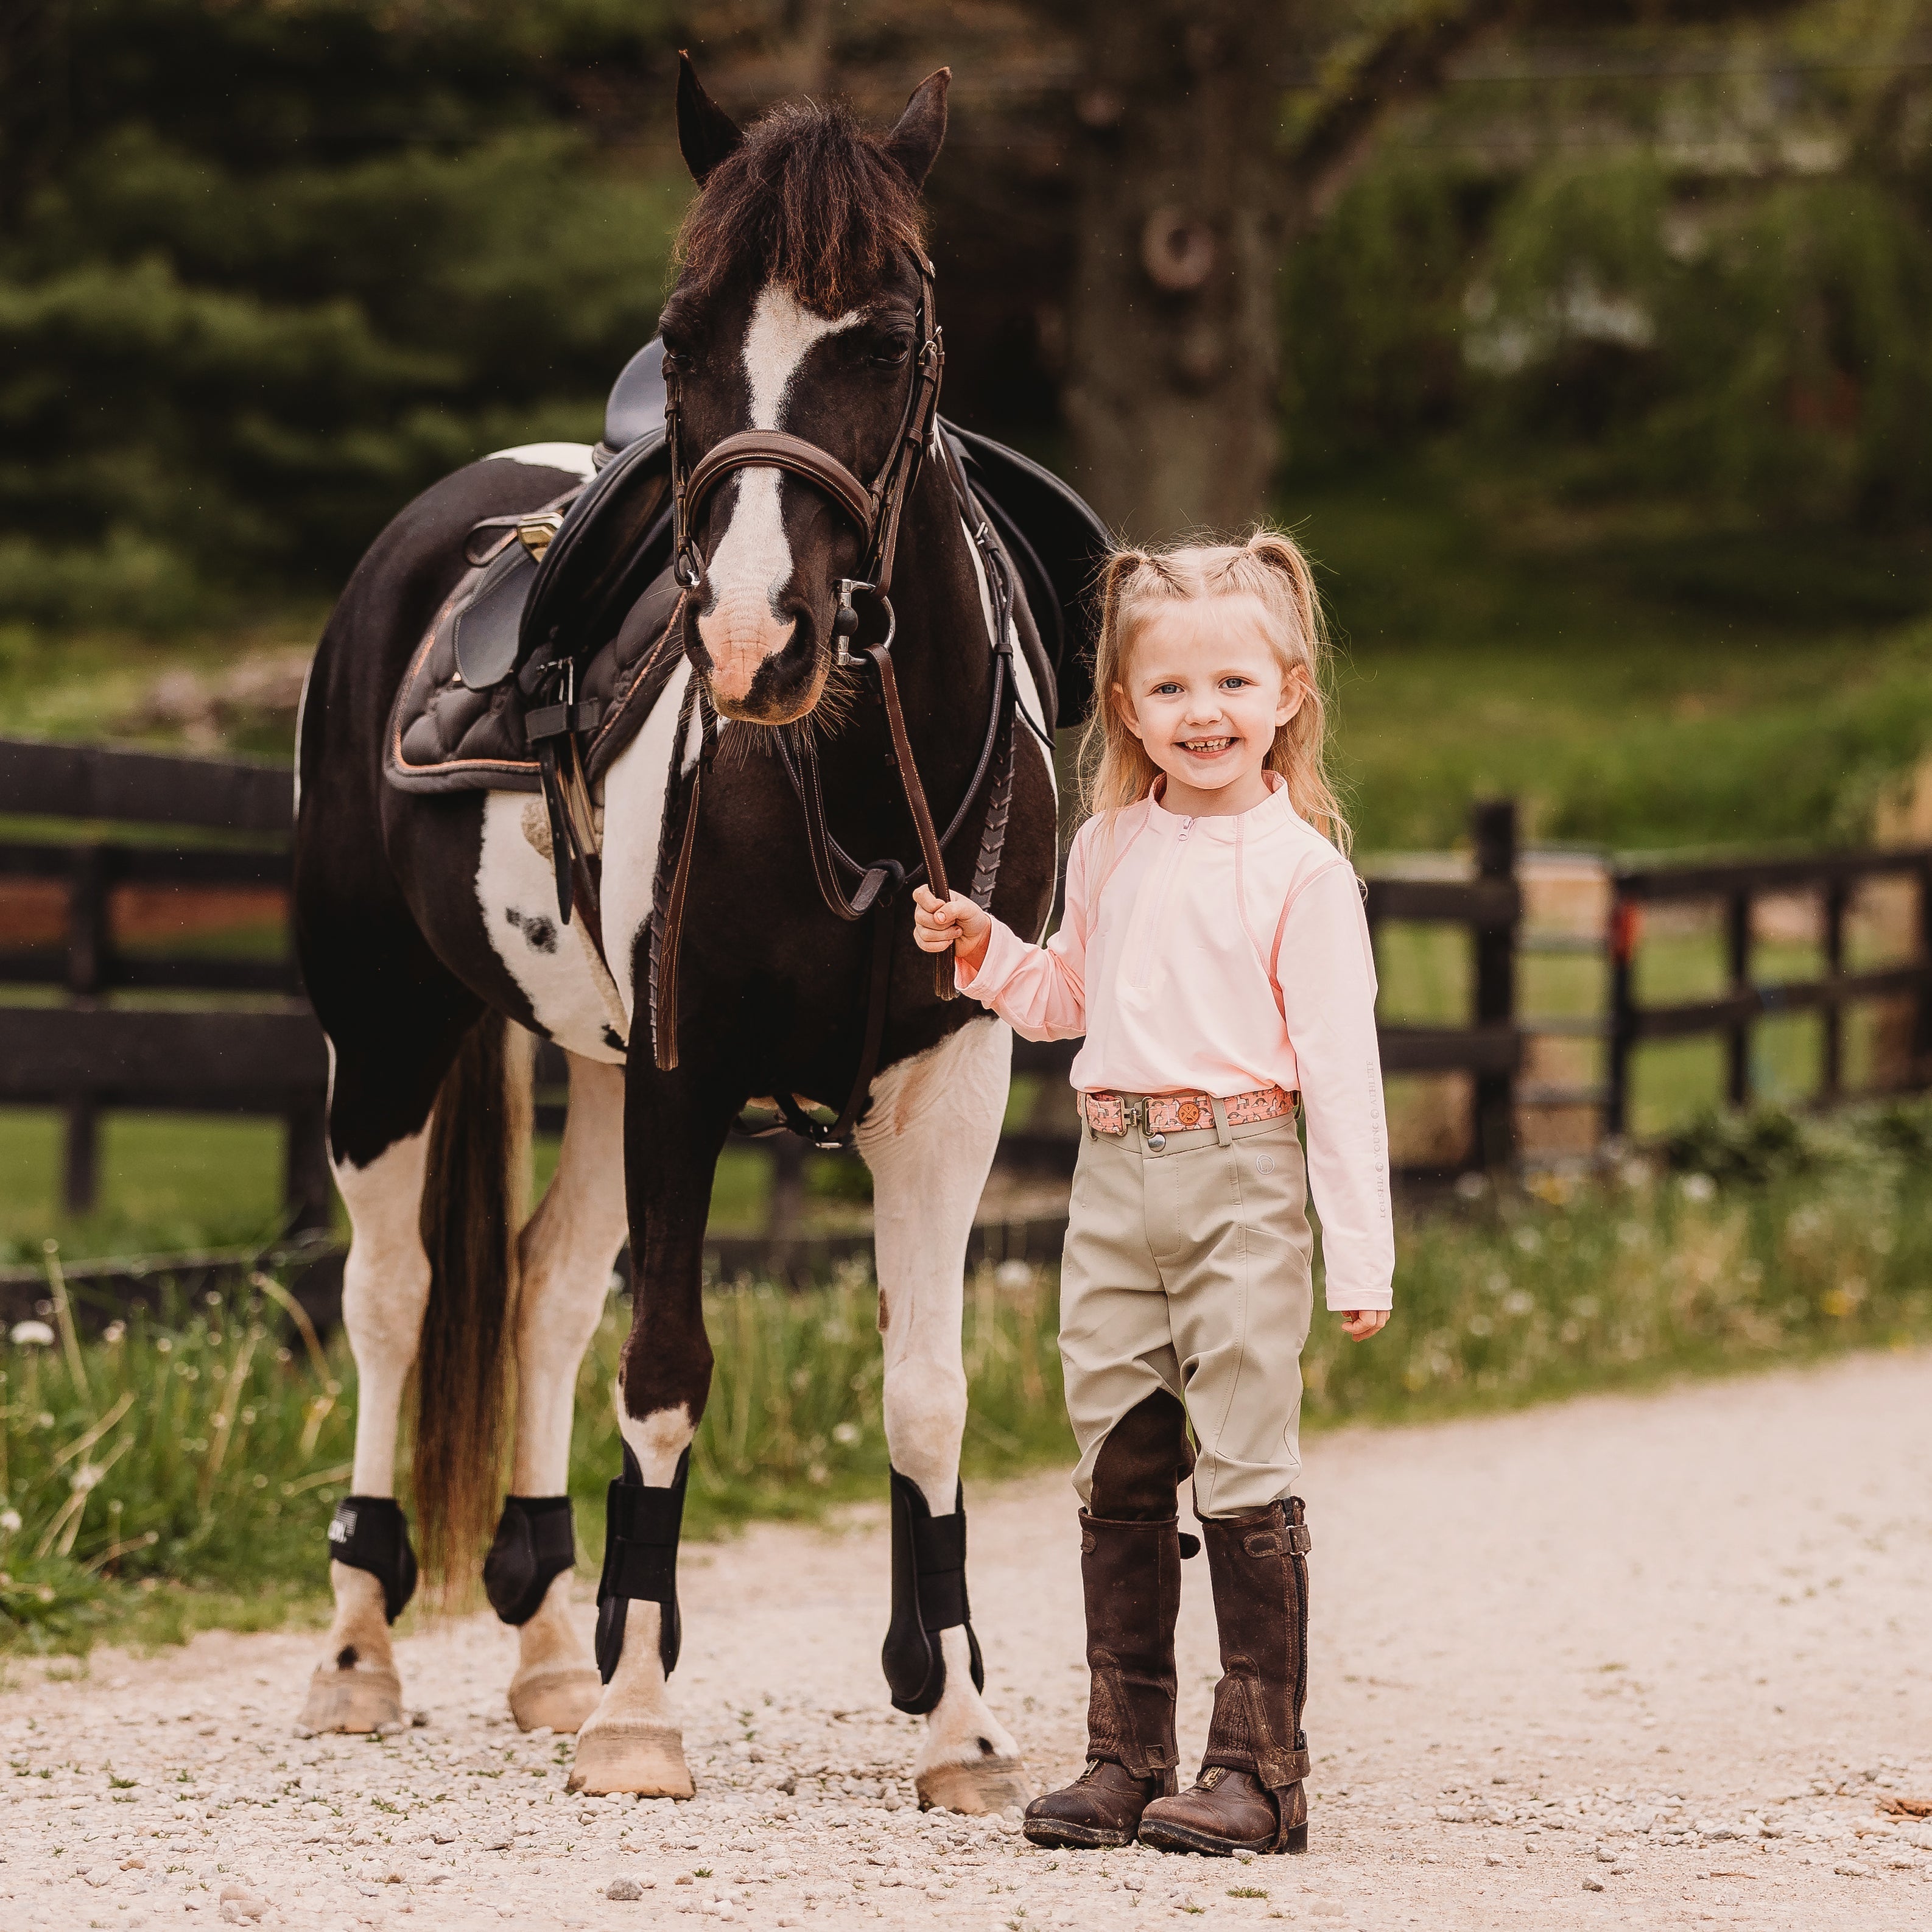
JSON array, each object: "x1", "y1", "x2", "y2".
[{"x1": 1228, "y1": 528, "x2": 1351, "y2": 856}]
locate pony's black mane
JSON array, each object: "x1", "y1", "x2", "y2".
[{"x1": 675, "y1": 101, "x2": 926, "y2": 315}]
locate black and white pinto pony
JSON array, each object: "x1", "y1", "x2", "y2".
[{"x1": 290, "y1": 65, "x2": 1059, "y2": 1810}]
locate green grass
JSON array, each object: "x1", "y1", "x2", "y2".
[
  {"x1": 6, "y1": 1095, "x2": 1930, "y2": 1655},
  {"x1": 1288, "y1": 451, "x2": 1932, "y2": 854}
]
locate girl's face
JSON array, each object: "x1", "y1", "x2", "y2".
[{"x1": 1112, "y1": 593, "x2": 1302, "y2": 815}]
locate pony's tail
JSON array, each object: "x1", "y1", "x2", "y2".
[{"x1": 411, "y1": 1011, "x2": 533, "y2": 1603}]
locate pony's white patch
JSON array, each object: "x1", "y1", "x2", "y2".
[
  {"x1": 855, "y1": 1014, "x2": 1023, "y2": 1774},
  {"x1": 600, "y1": 656, "x2": 694, "y2": 1031},
  {"x1": 332, "y1": 1129, "x2": 434, "y2": 1497},
  {"x1": 478, "y1": 795, "x2": 627, "y2": 1063},
  {"x1": 697, "y1": 286, "x2": 863, "y2": 701},
  {"x1": 617, "y1": 1405, "x2": 697, "y2": 1487},
  {"x1": 485, "y1": 441, "x2": 599, "y2": 479},
  {"x1": 511, "y1": 1055, "x2": 629, "y2": 1495},
  {"x1": 857, "y1": 1016, "x2": 1011, "y2": 1512}
]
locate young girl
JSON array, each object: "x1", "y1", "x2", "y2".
[{"x1": 913, "y1": 531, "x2": 1392, "y2": 1859}]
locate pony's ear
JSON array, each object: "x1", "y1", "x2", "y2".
[
  {"x1": 676, "y1": 52, "x2": 743, "y2": 184},
  {"x1": 883, "y1": 68, "x2": 949, "y2": 191}
]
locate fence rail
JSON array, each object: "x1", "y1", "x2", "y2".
[
  {"x1": 0, "y1": 739, "x2": 323, "y2": 1224},
  {"x1": 1604, "y1": 846, "x2": 1932, "y2": 1134}
]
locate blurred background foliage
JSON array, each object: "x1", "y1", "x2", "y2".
[{"x1": 4, "y1": 1, "x2": 1932, "y2": 848}]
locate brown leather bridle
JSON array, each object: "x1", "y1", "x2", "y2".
[
  {"x1": 650, "y1": 258, "x2": 1023, "y2": 1144},
  {"x1": 659, "y1": 256, "x2": 958, "y2": 955},
  {"x1": 667, "y1": 253, "x2": 944, "y2": 608}
]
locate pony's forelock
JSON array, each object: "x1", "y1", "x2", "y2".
[{"x1": 675, "y1": 101, "x2": 927, "y2": 316}]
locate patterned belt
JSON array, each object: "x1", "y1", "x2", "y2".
[{"x1": 1081, "y1": 1085, "x2": 1297, "y2": 1140}]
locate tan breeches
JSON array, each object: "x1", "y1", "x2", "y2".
[{"x1": 1059, "y1": 1107, "x2": 1315, "y2": 1520}]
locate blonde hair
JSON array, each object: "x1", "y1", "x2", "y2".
[{"x1": 1077, "y1": 529, "x2": 1349, "y2": 853}]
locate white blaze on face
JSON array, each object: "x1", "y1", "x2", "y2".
[{"x1": 697, "y1": 285, "x2": 861, "y2": 703}]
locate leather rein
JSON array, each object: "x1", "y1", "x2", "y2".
[{"x1": 649, "y1": 255, "x2": 1020, "y2": 1150}]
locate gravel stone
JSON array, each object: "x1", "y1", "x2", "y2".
[{"x1": 2, "y1": 1351, "x2": 1928, "y2": 1930}]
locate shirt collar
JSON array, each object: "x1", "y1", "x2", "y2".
[{"x1": 1143, "y1": 771, "x2": 1296, "y2": 841}]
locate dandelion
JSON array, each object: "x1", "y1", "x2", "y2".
[
  {"x1": 101, "y1": 1321, "x2": 126, "y2": 1345},
  {"x1": 0, "y1": 1509, "x2": 21, "y2": 1535},
  {"x1": 9, "y1": 1321, "x2": 54, "y2": 1348},
  {"x1": 1679, "y1": 1174, "x2": 1716, "y2": 1204},
  {"x1": 994, "y1": 1260, "x2": 1034, "y2": 1290},
  {"x1": 831, "y1": 1422, "x2": 860, "y2": 1446}
]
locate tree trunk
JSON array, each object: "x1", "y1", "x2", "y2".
[{"x1": 1063, "y1": 2, "x2": 1293, "y2": 536}]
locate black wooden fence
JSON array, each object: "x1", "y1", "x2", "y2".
[
  {"x1": 0, "y1": 738, "x2": 329, "y2": 1229},
  {"x1": 1604, "y1": 846, "x2": 1932, "y2": 1135},
  {"x1": 21, "y1": 737, "x2": 1931, "y2": 1279}
]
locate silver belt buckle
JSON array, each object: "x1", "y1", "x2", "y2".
[{"x1": 1137, "y1": 1098, "x2": 1166, "y2": 1151}]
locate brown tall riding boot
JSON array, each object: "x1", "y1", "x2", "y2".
[
  {"x1": 1138, "y1": 1497, "x2": 1312, "y2": 1858},
  {"x1": 1022, "y1": 1512, "x2": 1186, "y2": 1848}
]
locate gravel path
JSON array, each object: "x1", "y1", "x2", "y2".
[{"x1": 4, "y1": 1347, "x2": 1930, "y2": 1932}]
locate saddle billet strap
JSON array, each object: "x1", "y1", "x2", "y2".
[{"x1": 463, "y1": 482, "x2": 587, "y2": 569}]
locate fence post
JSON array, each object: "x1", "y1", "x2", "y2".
[
  {"x1": 62, "y1": 843, "x2": 110, "y2": 1214},
  {"x1": 1724, "y1": 891, "x2": 1751, "y2": 1108},
  {"x1": 1606, "y1": 890, "x2": 1637, "y2": 1139},
  {"x1": 767, "y1": 1136, "x2": 806, "y2": 1280},
  {"x1": 1471, "y1": 799, "x2": 1517, "y2": 1172},
  {"x1": 1917, "y1": 863, "x2": 1932, "y2": 1081},
  {"x1": 283, "y1": 1095, "x2": 333, "y2": 1237},
  {"x1": 1821, "y1": 879, "x2": 1847, "y2": 1104}
]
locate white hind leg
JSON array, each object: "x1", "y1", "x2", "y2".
[
  {"x1": 859, "y1": 1017, "x2": 1033, "y2": 1814},
  {"x1": 298, "y1": 1128, "x2": 432, "y2": 1735},
  {"x1": 502, "y1": 1055, "x2": 630, "y2": 1734}
]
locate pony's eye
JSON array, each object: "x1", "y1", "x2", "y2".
[{"x1": 869, "y1": 335, "x2": 913, "y2": 367}]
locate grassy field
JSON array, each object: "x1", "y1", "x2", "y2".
[
  {"x1": 4, "y1": 1095, "x2": 1928, "y2": 1656},
  {"x1": 1284, "y1": 451, "x2": 1932, "y2": 854}
]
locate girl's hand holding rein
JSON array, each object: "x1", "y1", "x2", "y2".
[
  {"x1": 1338, "y1": 1309, "x2": 1389, "y2": 1341},
  {"x1": 912, "y1": 885, "x2": 991, "y2": 972}
]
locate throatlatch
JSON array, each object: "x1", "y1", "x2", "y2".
[
  {"x1": 882, "y1": 1469, "x2": 985, "y2": 1715},
  {"x1": 326, "y1": 1496, "x2": 418, "y2": 1625},
  {"x1": 483, "y1": 1494, "x2": 577, "y2": 1626},
  {"x1": 594, "y1": 1445, "x2": 690, "y2": 1683}
]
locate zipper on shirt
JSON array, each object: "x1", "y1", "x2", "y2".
[{"x1": 1123, "y1": 813, "x2": 1198, "y2": 989}]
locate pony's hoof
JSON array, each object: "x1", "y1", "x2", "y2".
[
  {"x1": 297, "y1": 1660, "x2": 404, "y2": 1736},
  {"x1": 567, "y1": 1719, "x2": 695, "y2": 1798},
  {"x1": 916, "y1": 1755, "x2": 1034, "y2": 1815},
  {"x1": 508, "y1": 1661, "x2": 602, "y2": 1736}
]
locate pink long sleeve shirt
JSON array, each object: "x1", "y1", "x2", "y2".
[{"x1": 960, "y1": 776, "x2": 1394, "y2": 1312}]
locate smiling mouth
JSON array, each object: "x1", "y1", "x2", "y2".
[{"x1": 1178, "y1": 736, "x2": 1237, "y2": 756}]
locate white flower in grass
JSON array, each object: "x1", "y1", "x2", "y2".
[
  {"x1": 9, "y1": 1321, "x2": 54, "y2": 1348},
  {"x1": 72, "y1": 1464, "x2": 105, "y2": 1493},
  {"x1": 0, "y1": 1509, "x2": 21, "y2": 1535},
  {"x1": 1679, "y1": 1173, "x2": 1716, "y2": 1204},
  {"x1": 832, "y1": 1422, "x2": 861, "y2": 1446}
]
